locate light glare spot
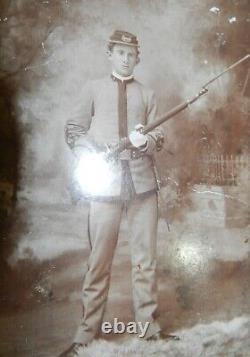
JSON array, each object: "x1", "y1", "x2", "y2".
[
  {"x1": 178, "y1": 243, "x2": 202, "y2": 266},
  {"x1": 176, "y1": 241, "x2": 209, "y2": 275},
  {"x1": 75, "y1": 152, "x2": 114, "y2": 195}
]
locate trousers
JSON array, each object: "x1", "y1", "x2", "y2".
[{"x1": 74, "y1": 193, "x2": 161, "y2": 344}]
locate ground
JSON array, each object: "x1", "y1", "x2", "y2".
[{"x1": 0, "y1": 199, "x2": 249, "y2": 356}]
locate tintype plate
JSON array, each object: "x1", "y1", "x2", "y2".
[{"x1": 0, "y1": 1, "x2": 249, "y2": 356}]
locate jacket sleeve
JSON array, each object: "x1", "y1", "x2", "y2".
[
  {"x1": 64, "y1": 81, "x2": 95, "y2": 157},
  {"x1": 144, "y1": 90, "x2": 164, "y2": 154}
]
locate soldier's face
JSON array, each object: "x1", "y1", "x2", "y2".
[{"x1": 108, "y1": 44, "x2": 139, "y2": 77}]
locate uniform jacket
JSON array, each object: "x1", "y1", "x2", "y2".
[{"x1": 65, "y1": 75, "x2": 163, "y2": 199}]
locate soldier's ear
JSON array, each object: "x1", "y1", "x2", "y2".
[
  {"x1": 106, "y1": 50, "x2": 112, "y2": 60},
  {"x1": 136, "y1": 57, "x2": 140, "y2": 65}
]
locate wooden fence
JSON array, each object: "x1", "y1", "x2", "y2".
[{"x1": 198, "y1": 154, "x2": 248, "y2": 186}]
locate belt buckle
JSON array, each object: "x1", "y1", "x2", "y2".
[
  {"x1": 120, "y1": 149, "x2": 131, "y2": 160},
  {"x1": 120, "y1": 149, "x2": 141, "y2": 160}
]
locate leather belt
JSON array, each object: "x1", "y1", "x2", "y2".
[{"x1": 119, "y1": 148, "x2": 145, "y2": 161}]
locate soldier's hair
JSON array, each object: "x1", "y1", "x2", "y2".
[{"x1": 107, "y1": 43, "x2": 140, "y2": 57}]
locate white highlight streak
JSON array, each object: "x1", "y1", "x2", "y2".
[
  {"x1": 228, "y1": 17, "x2": 237, "y2": 24},
  {"x1": 209, "y1": 7, "x2": 220, "y2": 14}
]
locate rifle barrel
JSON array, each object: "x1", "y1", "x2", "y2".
[
  {"x1": 115, "y1": 54, "x2": 249, "y2": 153},
  {"x1": 142, "y1": 89, "x2": 208, "y2": 134},
  {"x1": 202, "y1": 54, "x2": 250, "y2": 88},
  {"x1": 142, "y1": 54, "x2": 249, "y2": 134}
]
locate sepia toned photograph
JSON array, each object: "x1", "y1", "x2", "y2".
[{"x1": 0, "y1": 1, "x2": 249, "y2": 356}]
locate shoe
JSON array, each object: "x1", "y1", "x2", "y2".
[
  {"x1": 58, "y1": 343, "x2": 86, "y2": 357},
  {"x1": 147, "y1": 331, "x2": 180, "y2": 341}
]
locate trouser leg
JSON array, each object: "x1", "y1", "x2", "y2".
[
  {"x1": 74, "y1": 200, "x2": 123, "y2": 344},
  {"x1": 127, "y1": 193, "x2": 161, "y2": 338}
]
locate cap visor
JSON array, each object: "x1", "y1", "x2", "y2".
[{"x1": 108, "y1": 40, "x2": 139, "y2": 47}]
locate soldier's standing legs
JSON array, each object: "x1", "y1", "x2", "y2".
[
  {"x1": 74, "y1": 200, "x2": 123, "y2": 345},
  {"x1": 127, "y1": 193, "x2": 161, "y2": 338}
]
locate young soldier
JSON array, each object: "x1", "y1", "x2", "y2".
[{"x1": 59, "y1": 30, "x2": 178, "y2": 357}]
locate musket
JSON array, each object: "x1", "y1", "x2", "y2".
[{"x1": 116, "y1": 54, "x2": 250, "y2": 152}]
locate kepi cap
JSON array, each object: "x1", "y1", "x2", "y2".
[{"x1": 109, "y1": 30, "x2": 139, "y2": 47}]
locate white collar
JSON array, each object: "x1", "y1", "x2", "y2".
[{"x1": 112, "y1": 71, "x2": 134, "y2": 82}]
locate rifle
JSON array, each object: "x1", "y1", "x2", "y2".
[{"x1": 115, "y1": 54, "x2": 250, "y2": 153}]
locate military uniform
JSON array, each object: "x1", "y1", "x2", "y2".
[{"x1": 64, "y1": 31, "x2": 164, "y2": 346}]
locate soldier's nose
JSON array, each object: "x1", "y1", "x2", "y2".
[{"x1": 123, "y1": 55, "x2": 129, "y2": 64}]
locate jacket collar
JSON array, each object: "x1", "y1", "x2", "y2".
[{"x1": 111, "y1": 72, "x2": 134, "y2": 84}]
